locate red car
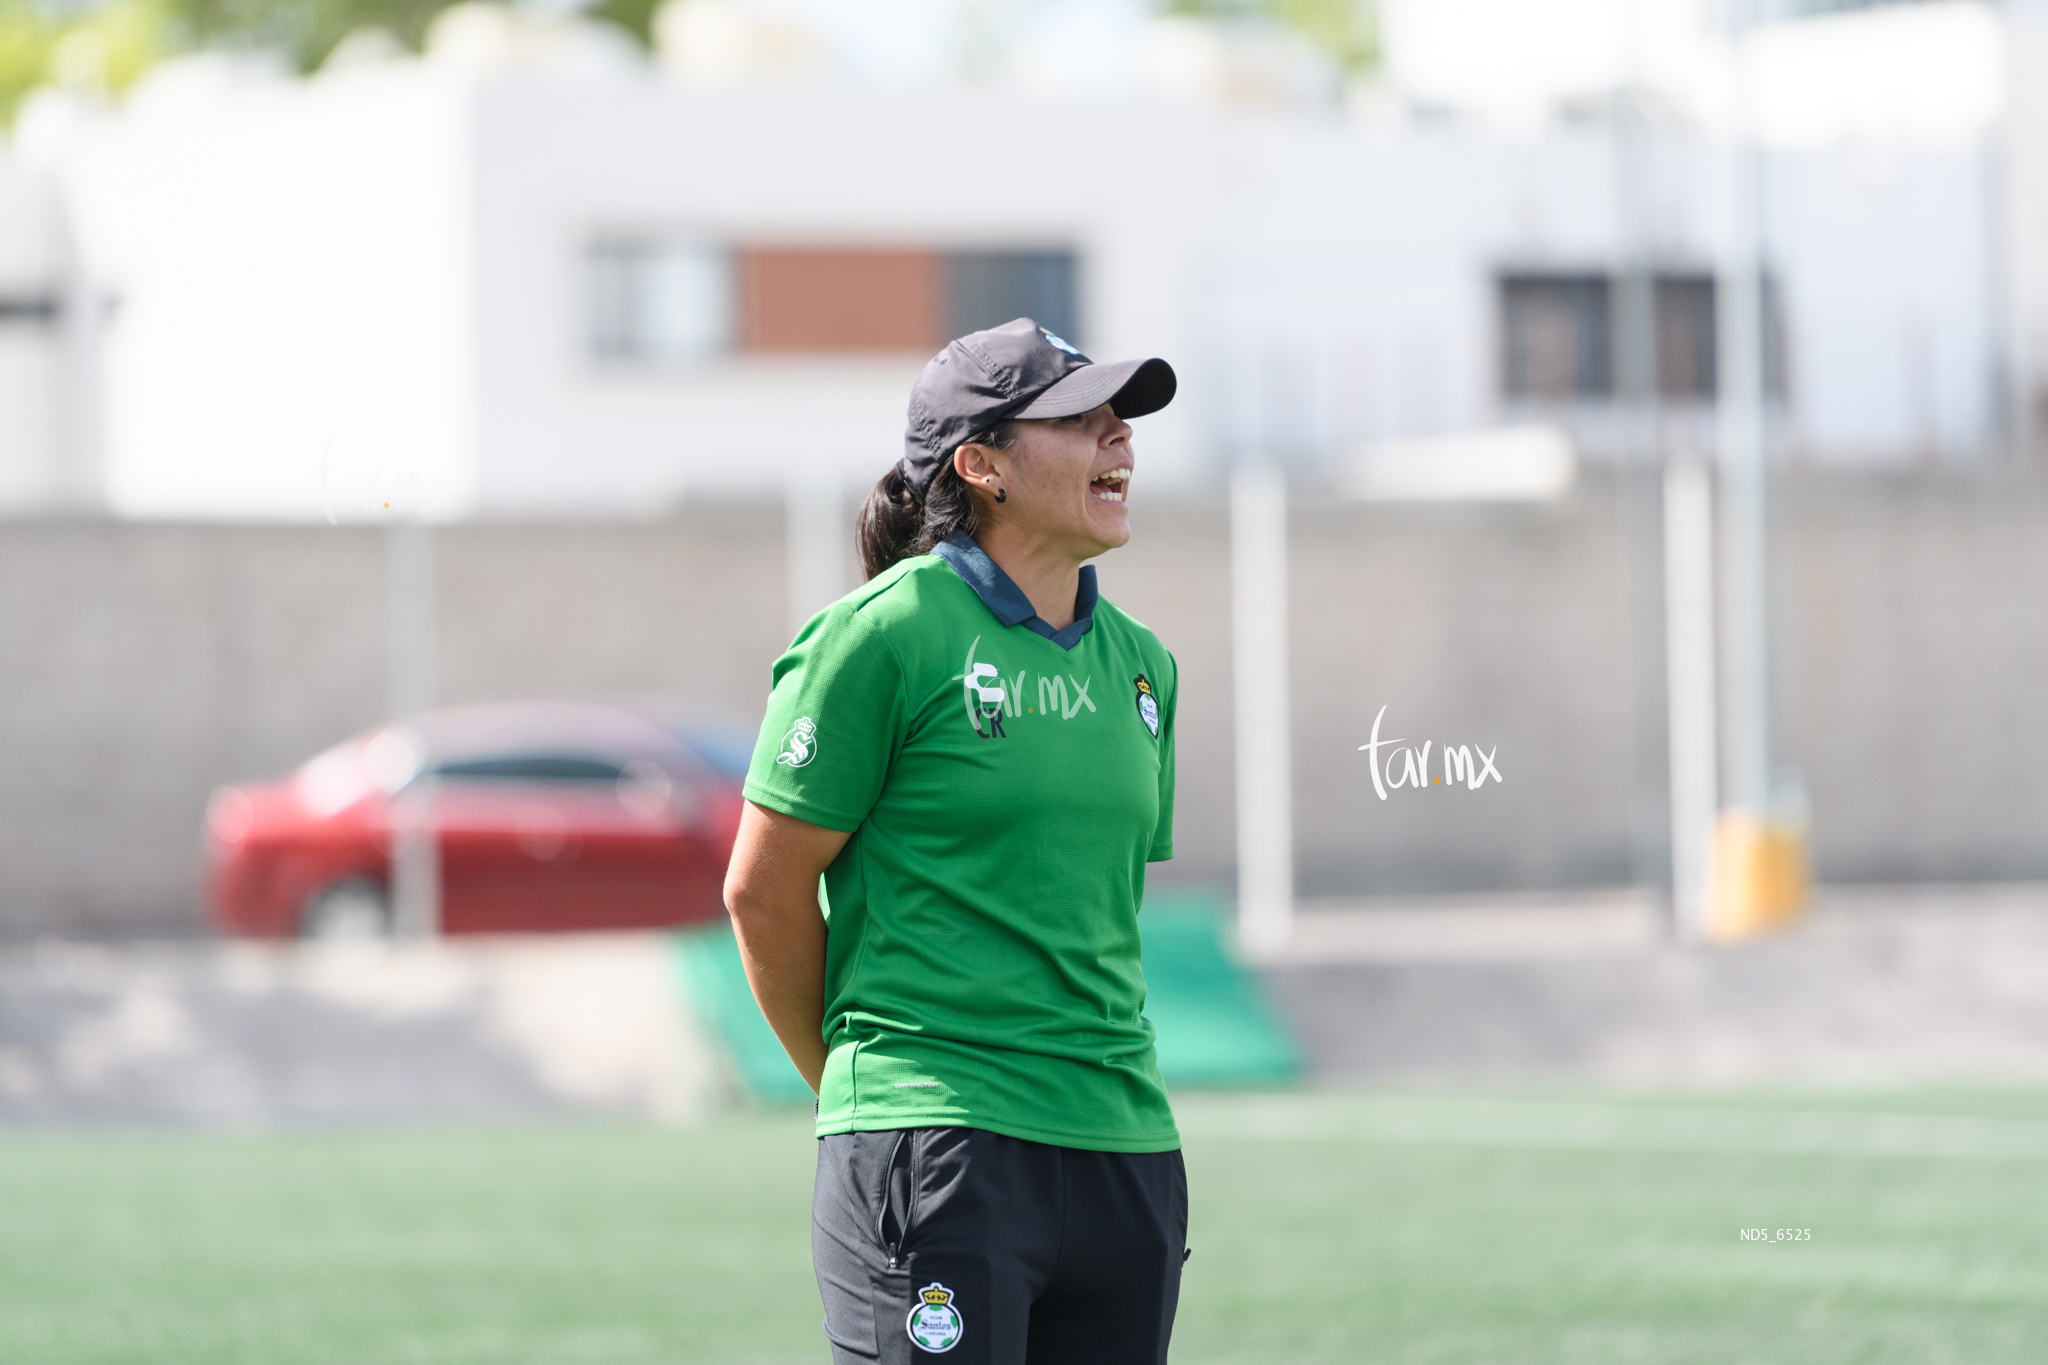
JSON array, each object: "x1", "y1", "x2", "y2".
[{"x1": 206, "y1": 701, "x2": 751, "y2": 938}]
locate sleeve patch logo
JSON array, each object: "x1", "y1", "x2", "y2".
[
  {"x1": 1134, "y1": 674, "x2": 1160, "y2": 737},
  {"x1": 907, "y1": 1282, "x2": 964, "y2": 1353},
  {"x1": 775, "y1": 717, "x2": 818, "y2": 767}
]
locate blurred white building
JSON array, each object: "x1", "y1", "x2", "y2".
[
  {"x1": 0, "y1": 0, "x2": 2024, "y2": 521},
  {"x1": 0, "y1": 151, "x2": 90, "y2": 511}
]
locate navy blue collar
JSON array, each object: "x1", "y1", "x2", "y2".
[{"x1": 934, "y1": 533, "x2": 1097, "y2": 651}]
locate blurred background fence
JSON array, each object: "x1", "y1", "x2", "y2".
[{"x1": 5, "y1": 465, "x2": 2044, "y2": 940}]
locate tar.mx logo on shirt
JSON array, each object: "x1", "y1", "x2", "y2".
[
  {"x1": 1357, "y1": 705, "x2": 1500, "y2": 800},
  {"x1": 957, "y1": 637, "x2": 1095, "y2": 740}
]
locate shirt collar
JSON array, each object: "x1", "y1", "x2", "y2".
[{"x1": 934, "y1": 532, "x2": 1097, "y2": 651}]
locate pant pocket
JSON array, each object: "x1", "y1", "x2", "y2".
[
  {"x1": 876, "y1": 1129, "x2": 922, "y2": 1268},
  {"x1": 868, "y1": 1263, "x2": 913, "y2": 1365}
]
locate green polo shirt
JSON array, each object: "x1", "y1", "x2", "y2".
[{"x1": 742, "y1": 536, "x2": 1180, "y2": 1153}]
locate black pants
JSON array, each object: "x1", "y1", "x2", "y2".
[{"x1": 812, "y1": 1127, "x2": 1188, "y2": 1364}]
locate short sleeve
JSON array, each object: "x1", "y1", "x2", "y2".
[
  {"x1": 1147, "y1": 650, "x2": 1177, "y2": 862},
  {"x1": 743, "y1": 606, "x2": 907, "y2": 833}
]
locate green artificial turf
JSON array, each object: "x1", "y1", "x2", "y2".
[{"x1": 5, "y1": 1088, "x2": 2048, "y2": 1364}]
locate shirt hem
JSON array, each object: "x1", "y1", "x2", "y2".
[{"x1": 815, "y1": 1112, "x2": 1181, "y2": 1154}]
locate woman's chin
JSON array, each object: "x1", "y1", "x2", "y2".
[{"x1": 1085, "y1": 507, "x2": 1133, "y2": 550}]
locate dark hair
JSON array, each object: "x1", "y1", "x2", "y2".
[{"x1": 857, "y1": 423, "x2": 1017, "y2": 579}]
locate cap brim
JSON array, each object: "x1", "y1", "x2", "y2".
[{"x1": 1013, "y1": 356, "x2": 1177, "y2": 422}]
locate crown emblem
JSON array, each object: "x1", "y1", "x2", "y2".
[
  {"x1": 920, "y1": 1285, "x2": 953, "y2": 1307},
  {"x1": 1133, "y1": 673, "x2": 1161, "y2": 737}
]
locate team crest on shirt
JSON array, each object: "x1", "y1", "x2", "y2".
[
  {"x1": 775, "y1": 717, "x2": 818, "y2": 767},
  {"x1": 907, "y1": 1282, "x2": 965, "y2": 1353},
  {"x1": 1134, "y1": 675, "x2": 1160, "y2": 737}
]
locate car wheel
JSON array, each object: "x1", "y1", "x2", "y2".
[{"x1": 301, "y1": 878, "x2": 392, "y2": 940}]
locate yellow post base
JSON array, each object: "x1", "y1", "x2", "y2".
[{"x1": 1707, "y1": 810, "x2": 1809, "y2": 941}]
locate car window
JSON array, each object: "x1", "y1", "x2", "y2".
[
  {"x1": 433, "y1": 754, "x2": 628, "y2": 783},
  {"x1": 677, "y1": 728, "x2": 753, "y2": 782}
]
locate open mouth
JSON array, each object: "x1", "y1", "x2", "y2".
[{"x1": 1089, "y1": 468, "x2": 1131, "y2": 503}]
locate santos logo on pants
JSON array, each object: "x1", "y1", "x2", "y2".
[{"x1": 907, "y1": 1282, "x2": 964, "y2": 1353}]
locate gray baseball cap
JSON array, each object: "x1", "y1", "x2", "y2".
[{"x1": 900, "y1": 317, "x2": 1176, "y2": 496}]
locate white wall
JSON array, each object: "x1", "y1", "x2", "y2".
[
  {"x1": 460, "y1": 75, "x2": 1997, "y2": 506},
  {"x1": 23, "y1": 58, "x2": 478, "y2": 522},
  {"x1": 465, "y1": 80, "x2": 1216, "y2": 511},
  {"x1": 1772, "y1": 146, "x2": 1997, "y2": 461}
]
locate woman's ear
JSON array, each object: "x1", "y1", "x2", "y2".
[
  {"x1": 952, "y1": 441, "x2": 998, "y2": 486},
  {"x1": 953, "y1": 442, "x2": 1007, "y2": 506}
]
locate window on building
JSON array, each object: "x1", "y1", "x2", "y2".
[
  {"x1": 946, "y1": 251, "x2": 1079, "y2": 344},
  {"x1": 1499, "y1": 270, "x2": 1783, "y2": 403},
  {"x1": 589, "y1": 239, "x2": 731, "y2": 362},
  {"x1": 1654, "y1": 274, "x2": 1717, "y2": 400},
  {"x1": 0, "y1": 294, "x2": 59, "y2": 325},
  {"x1": 434, "y1": 754, "x2": 628, "y2": 783},
  {"x1": 735, "y1": 248, "x2": 945, "y2": 352},
  {"x1": 1501, "y1": 273, "x2": 1612, "y2": 400},
  {"x1": 589, "y1": 241, "x2": 1079, "y2": 362}
]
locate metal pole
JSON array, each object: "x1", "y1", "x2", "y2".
[
  {"x1": 387, "y1": 517, "x2": 439, "y2": 938},
  {"x1": 1664, "y1": 453, "x2": 1717, "y2": 940},
  {"x1": 1610, "y1": 50, "x2": 1673, "y2": 919},
  {"x1": 787, "y1": 474, "x2": 849, "y2": 637},
  {"x1": 1230, "y1": 464, "x2": 1293, "y2": 956},
  {"x1": 2000, "y1": 0, "x2": 2043, "y2": 461},
  {"x1": 1717, "y1": 9, "x2": 1771, "y2": 819}
]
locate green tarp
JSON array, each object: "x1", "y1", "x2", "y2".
[
  {"x1": 675, "y1": 922, "x2": 818, "y2": 1104},
  {"x1": 675, "y1": 892, "x2": 1300, "y2": 1104},
  {"x1": 1136, "y1": 893, "x2": 1303, "y2": 1087}
]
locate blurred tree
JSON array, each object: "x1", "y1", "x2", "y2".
[
  {"x1": 0, "y1": 0, "x2": 507, "y2": 124},
  {"x1": 2, "y1": 0, "x2": 174, "y2": 125},
  {"x1": 170, "y1": 0, "x2": 449, "y2": 71},
  {"x1": 0, "y1": 2, "x2": 56, "y2": 123},
  {"x1": 1165, "y1": 0, "x2": 1378, "y2": 76},
  {"x1": 589, "y1": 0, "x2": 656, "y2": 48},
  {"x1": 2, "y1": 0, "x2": 1380, "y2": 129}
]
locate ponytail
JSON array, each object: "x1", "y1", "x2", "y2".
[
  {"x1": 856, "y1": 465, "x2": 934, "y2": 581},
  {"x1": 857, "y1": 423, "x2": 1017, "y2": 580}
]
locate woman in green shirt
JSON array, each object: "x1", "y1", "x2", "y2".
[{"x1": 725, "y1": 318, "x2": 1184, "y2": 1364}]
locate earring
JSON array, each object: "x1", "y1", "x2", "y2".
[{"x1": 995, "y1": 488, "x2": 1007, "y2": 503}]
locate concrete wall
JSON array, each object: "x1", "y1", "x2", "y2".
[
  {"x1": 1778, "y1": 471, "x2": 2048, "y2": 882},
  {"x1": 0, "y1": 506, "x2": 790, "y2": 938},
  {"x1": 3, "y1": 470, "x2": 2046, "y2": 939}
]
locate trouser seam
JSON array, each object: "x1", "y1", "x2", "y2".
[{"x1": 1052, "y1": 1142, "x2": 1068, "y2": 1290}]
